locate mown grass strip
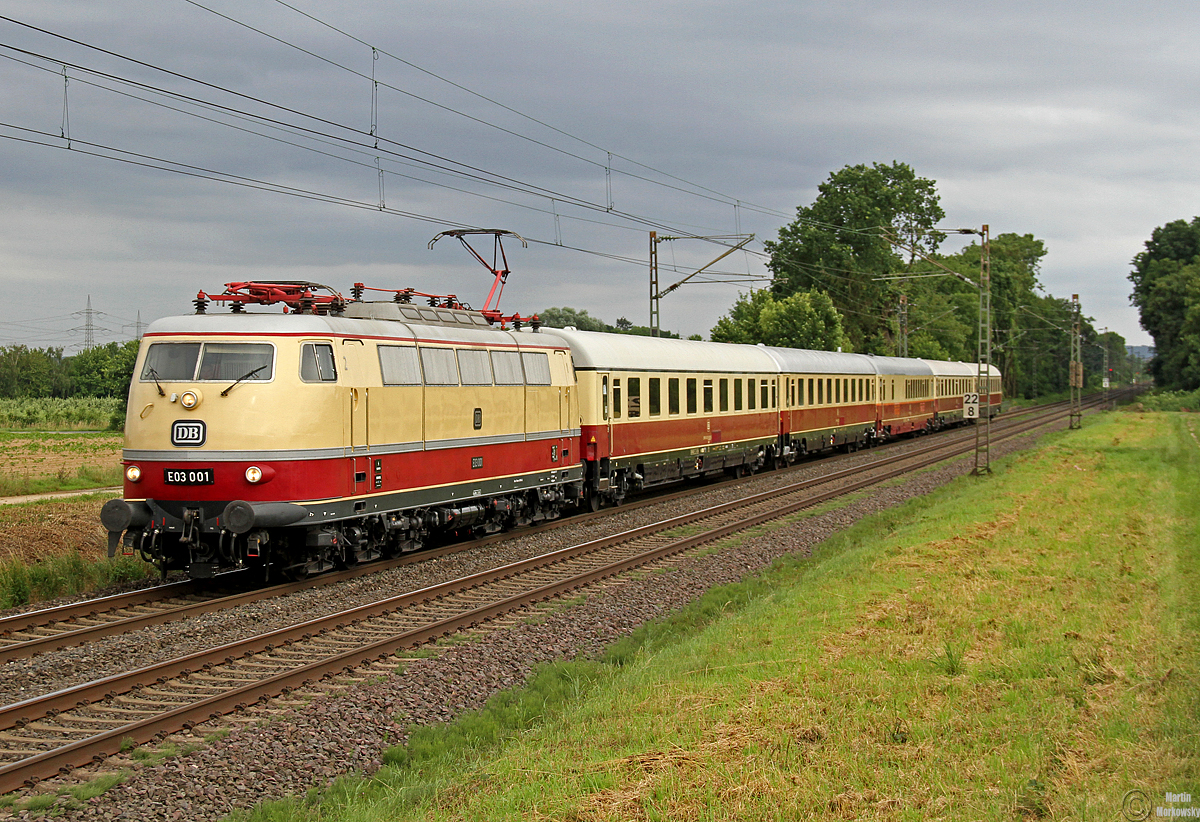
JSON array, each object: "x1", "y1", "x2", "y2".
[{"x1": 234, "y1": 411, "x2": 1199, "y2": 820}]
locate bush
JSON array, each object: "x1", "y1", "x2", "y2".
[
  {"x1": 1131, "y1": 388, "x2": 1200, "y2": 412},
  {"x1": 0, "y1": 397, "x2": 122, "y2": 430}
]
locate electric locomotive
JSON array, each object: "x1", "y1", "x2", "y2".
[{"x1": 101, "y1": 282, "x2": 584, "y2": 579}]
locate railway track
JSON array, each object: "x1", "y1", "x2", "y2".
[
  {"x1": 0, "y1": 396, "x2": 1085, "y2": 664},
  {"x1": 0, "y1": 393, "x2": 1109, "y2": 793}
]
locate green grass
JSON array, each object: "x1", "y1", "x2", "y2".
[
  {"x1": 1133, "y1": 386, "x2": 1200, "y2": 411},
  {"x1": 236, "y1": 411, "x2": 1199, "y2": 821},
  {"x1": 0, "y1": 553, "x2": 155, "y2": 609},
  {"x1": 0, "y1": 463, "x2": 123, "y2": 497}
]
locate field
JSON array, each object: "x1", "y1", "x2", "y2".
[
  {"x1": 0, "y1": 432, "x2": 123, "y2": 497},
  {"x1": 242, "y1": 410, "x2": 1199, "y2": 821}
]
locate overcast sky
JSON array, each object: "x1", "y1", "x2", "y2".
[{"x1": 2, "y1": 0, "x2": 1193, "y2": 352}]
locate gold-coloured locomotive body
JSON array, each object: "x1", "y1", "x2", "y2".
[{"x1": 102, "y1": 303, "x2": 583, "y2": 579}]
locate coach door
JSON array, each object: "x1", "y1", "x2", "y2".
[{"x1": 343, "y1": 339, "x2": 369, "y2": 454}]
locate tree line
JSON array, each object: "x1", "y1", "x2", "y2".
[
  {"x1": 713, "y1": 161, "x2": 1135, "y2": 398},
  {"x1": 0, "y1": 341, "x2": 140, "y2": 399}
]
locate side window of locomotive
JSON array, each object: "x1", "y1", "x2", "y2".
[
  {"x1": 420, "y1": 348, "x2": 459, "y2": 385},
  {"x1": 817, "y1": 379, "x2": 823, "y2": 404},
  {"x1": 648, "y1": 378, "x2": 661, "y2": 416},
  {"x1": 627, "y1": 377, "x2": 641, "y2": 418},
  {"x1": 687, "y1": 378, "x2": 697, "y2": 414},
  {"x1": 734, "y1": 379, "x2": 743, "y2": 411},
  {"x1": 197, "y1": 343, "x2": 274, "y2": 381},
  {"x1": 521, "y1": 352, "x2": 552, "y2": 386},
  {"x1": 602, "y1": 376, "x2": 609, "y2": 421},
  {"x1": 719, "y1": 379, "x2": 729, "y2": 412},
  {"x1": 668, "y1": 378, "x2": 680, "y2": 415},
  {"x1": 704, "y1": 380, "x2": 714, "y2": 414},
  {"x1": 491, "y1": 351, "x2": 524, "y2": 385},
  {"x1": 378, "y1": 346, "x2": 421, "y2": 385},
  {"x1": 747, "y1": 379, "x2": 756, "y2": 410},
  {"x1": 457, "y1": 349, "x2": 493, "y2": 385},
  {"x1": 299, "y1": 343, "x2": 337, "y2": 383},
  {"x1": 141, "y1": 342, "x2": 201, "y2": 381},
  {"x1": 613, "y1": 379, "x2": 622, "y2": 419}
]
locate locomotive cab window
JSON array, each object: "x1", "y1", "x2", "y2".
[
  {"x1": 141, "y1": 342, "x2": 273, "y2": 383},
  {"x1": 300, "y1": 343, "x2": 337, "y2": 383}
]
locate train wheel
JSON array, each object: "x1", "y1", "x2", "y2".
[{"x1": 587, "y1": 492, "x2": 601, "y2": 513}]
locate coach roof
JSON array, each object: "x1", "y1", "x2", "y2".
[{"x1": 535, "y1": 327, "x2": 778, "y2": 373}]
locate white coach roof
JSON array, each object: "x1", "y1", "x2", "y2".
[
  {"x1": 761, "y1": 347, "x2": 878, "y2": 375},
  {"x1": 535, "y1": 328, "x2": 778, "y2": 373}
]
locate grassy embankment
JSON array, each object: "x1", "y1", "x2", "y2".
[{"x1": 238, "y1": 410, "x2": 1199, "y2": 821}]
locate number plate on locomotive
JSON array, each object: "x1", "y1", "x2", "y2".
[{"x1": 163, "y1": 468, "x2": 214, "y2": 485}]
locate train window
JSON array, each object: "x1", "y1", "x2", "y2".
[
  {"x1": 808, "y1": 378, "x2": 814, "y2": 406},
  {"x1": 827, "y1": 379, "x2": 833, "y2": 405},
  {"x1": 379, "y1": 346, "x2": 421, "y2": 385},
  {"x1": 835, "y1": 379, "x2": 841, "y2": 404},
  {"x1": 669, "y1": 378, "x2": 680, "y2": 415},
  {"x1": 141, "y1": 342, "x2": 201, "y2": 381},
  {"x1": 627, "y1": 377, "x2": 641, "y2": 417},
  {"x1": 457, "y1": 349, "x2": 493, "y2": 385},
  {"x1": 764, "y1": 382, "x2": 771, "y2": 409},
  {"x1": 719, "y1": 379, "x2": 729, "y2": 412},
  {"x1": 649, "y1": 378, "x2": 661, "y2": 416},
  {"x1": 734, "y1": 379, "x2": 743, "y2": 411},
  {"x1": 817, "y1": 379, "x2": 823, "y2": 404},
  {"x1": 747, "y1": 379, "x2": 756, "y2": 410},
  {"x1": 300, "y1": 343, "x2": 337, "y2": 383},
  {"x1": 602, "y1": 376, "x2": 609, "y2": 421},
  {"x1": 704, "y1": 380, "x2": 714, "y2": 413},
  {"x1": 687, "y1": 378, "x2": 698, "y2": 414},
  {"x1": 521, "y1": 352, "x2": 552, "y2": 385},
  {"x1": 491, "y1": 351, "x2": 524, "y2": 385},
  {"x1": 613, "y1": 379, "x2": 622, "y2": 419},
  {"x1": 420, "y1": 348, "x2": 459, "y2": 385},
  {"x1": 197, "y1": 343, "x2": 274, "y2": 382}
]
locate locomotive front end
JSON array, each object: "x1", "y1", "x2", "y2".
[{"x1": 103, "y1": 315, "x2": 332, "y2": 578}]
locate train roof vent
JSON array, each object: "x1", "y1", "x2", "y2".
[{"x1": 343, "y1": 301, "x2": 500, "y2": 329}]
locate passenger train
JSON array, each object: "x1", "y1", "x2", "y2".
[{"x1": 101, "y1": 281, "x2": 1001, "y2": 580}]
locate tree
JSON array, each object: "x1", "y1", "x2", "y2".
[
  {"x1": 1129, "y1": 218, "x2": 1200, "y2": 390},
  {"x1": 765, "y1": 161, "x2": 945, "y2": 353},
  {"x1": 710, "y1": 289, "x2": 847, "y2": 351},
  {"x1": 69, "y1": 341, "x2": 140, "y2": 398},
  {"x1": 537, "y1": 306, "x2": 609, "y2": 333}
]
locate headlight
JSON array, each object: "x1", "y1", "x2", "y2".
[
  {"x1": 126, "y1": 465, "x2": 142, "y2": 482},
  {"x1": 245, "y1": 466, "x2": 263, "y2": 483},
  {"x1": 180, "y1": 390, "x2": 201, "y2": 409}
]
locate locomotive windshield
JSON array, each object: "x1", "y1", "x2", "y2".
[{"x1": 140, "y1": 342, "x2": 274, "y2": 382}]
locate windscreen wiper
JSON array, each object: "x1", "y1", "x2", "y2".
[
  {"x1": 147, "y1": 367, "x2": 166, "y2": 397},
  {"x1": 221, "y1": 365, "x2": 267, "y2": 397}
]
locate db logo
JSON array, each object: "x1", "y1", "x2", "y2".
[{"x1": 171, "y1": 420, "x2": 207, "y2": 447}]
